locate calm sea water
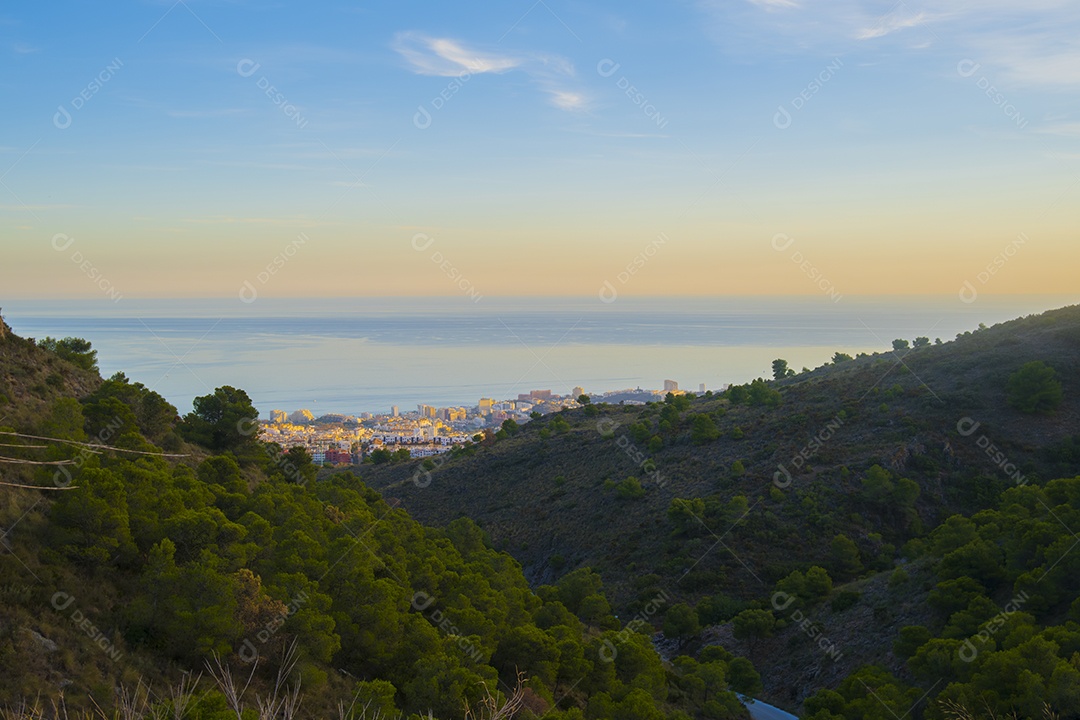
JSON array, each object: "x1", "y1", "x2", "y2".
[{"x1": 4, "y1": 295, "x2": 1074, "y2": 416}]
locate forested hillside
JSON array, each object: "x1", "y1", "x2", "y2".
[
  {"x1": 0, "y1": 319, "x2": 750, "y2": 720},
  {"x1": 4, "y1": 305, "x2": 1080, "y2": 718},
  {"x1": 360, "y1": 305, "x2": 1080, "y2": 716}
]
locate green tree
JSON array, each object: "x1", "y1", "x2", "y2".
[
  {"x1": 804, "y1": 688, "x2": 846, "y2": 719},
  {"x1": 727, "y1": 385, "x2": 748, "y2": 404},
  {"x1": 37, "y1": 336, "x2": 98, "y2": 371},
  {"x1": 732, "y1": 609, "x2": 774, "y2": 655},
  {"x1": 550, "y1": 415, "x2": 572, "y2": 433},
  {"x1": 891, "y1": 338, "x2": 910, "y2": 351},
  {"x1": 772, "y1": 358, "x2": 790, "y2": 381},
  {"x1": 860, "y1": 464, "x2": 895, "y2": 506},
  {"x1": 1006, "y1": 361, "x2": 1063, "y2": 414},
  {"x1": 277, "y1": 445, "x2": 316, "y2": 484},
  {"x1": 617, "y1": 476, "x2": 646, "y2": 500},
  {"x1": 668, "y1": 498, "x2": 706, "y2": 536},
  {"x1": 179, "y1": 386, "x2": 260, "y2": 452},
  {"x1": 927, "y1": 577, "x2": 986, "y2": 616},
  {"x1": 556, "y1": 568, "x2": 605, "y2": 615},
  {"x1": 803, "y1": 566, "x2": 833, "y2": 600},
  {"x1": 893, "y1": 625, "x2": 931, "y2": 659},
  {"x1": 578, "y1": 394, "x2": 591, "y2": 405},
  {"x1": 368, "y1": 448, "x2": 393, "y2": 464},
  {"x1": 40, "y1": 397, "x2": 87, "y2": 442},
  {"x1": 353, "y1": 680, "x2": 399, "y2": 718},
  {"x1": 49, "y1": 467, "x2": 136, "y2": 567},
  {"x1": 629, "y1": 422, "x2": 651, "y2": 443},
  {"x1": 614, "y1": 688, "x2": 665, "y2": 720},
  {"x1": 690, "y1": 661, "x2": 729, "y2": 707},
  {"x1": 774, "y1": 570, "x2": 806, "y2": 603},
  {"x1": 829, "y1": 534, "x2": 862, "y2": 580},
  {"x1": 832, "y1": 352, "x2": 853, "y2": 364},
  {"x1": 83, "y1": 373, "x2": 178, "y2": 443},
  {"x1": 833, "y1": 666, "x2": 919, "y2": 720},
  {"x1": 746, "y1": 378, "x2": 781, "y2": 407},
  {"x1": 492, "y1": 625, "x2": 560, "y2": 687},
  {"x1": 691, "y1": 414, "x2": 720, "y2": 444},
  {"x1": 913, "y1": 336, "x2": 930, "y2": 347},
  {"x1": 696, "y1": 594, "x2": 744, "y2": 625},
  {"x1": 663, "y1": 604, "x2": 701, "y2": 649},
  {"x1": 578, "y1": 594, "x2": 614, "y2": 627},
  {"x1": 726, "y1": 657, "x2": 762, "y2": 696}
]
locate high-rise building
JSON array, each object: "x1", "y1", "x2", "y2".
[
  {"x1": 572, "y1": 386, "x2": 585, "y2": 398},
  {"x1": 391, "y1": 406, "x2": 399, "y2": 417},
  {"x1": 269, "y1": 410, "x2": 287, "y2": 424},
  {"x1": 663, "y1": 379, "x2": 679, "y2": 393},
  {"x1": 289, "y1": 409, "x2": 315, "y2": 424},
  {"x1": 479, "y1": 398, "x2": 494, "y2": 414},
  {"x1": 699, "y1": 383, "x2": 707, "y2": 394},
  {"x1": 530, "y1": 390, "x2": 552, "y2": 400}
]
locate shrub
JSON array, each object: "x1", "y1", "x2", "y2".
[
  {"x1": 830, "y1": 590, "x2": 860, "y2": 612},
  {"x1": 691, "y1": 414, "x2": 721, "y2": 444},
  {"x1": 1007, "y1": 361, "x2": 1063, "y2": 414},
  {"x1": 617, "y1": 476, "x2": 645, "y2": 500}
]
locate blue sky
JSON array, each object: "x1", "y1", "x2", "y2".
[{"x1": 3, "y1": 0, "x2": 1079, "y2": 300}]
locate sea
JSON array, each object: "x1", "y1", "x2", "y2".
[{"x1": 4, "y1": 295, "x2": 1075, "y2": 417}]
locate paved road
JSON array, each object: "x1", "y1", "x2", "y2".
[{"x1": 741, "y1": 696, "x2": 800, "y2": 720}]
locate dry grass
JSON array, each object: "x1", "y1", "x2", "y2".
[
  {"x1": 1, "y1": 647, "x2": 527, "y2": 720},
  {"x1": 938, "y1": 697, "x2": 1061, "y2": 720}
]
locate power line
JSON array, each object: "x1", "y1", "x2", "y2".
[
  {"x1": 0, "y1": 456, "x2": 77, "y2": 465},
  {"x1": 0, "y1": 479, "x2": 78, "y2": 490},
  {"x1": 0, "y1": 431, "x2": 187, "y2": 457}
]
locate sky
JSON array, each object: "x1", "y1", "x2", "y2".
[{"x1": 2, "y1": 0, "x2": 1079, "y2": 302}]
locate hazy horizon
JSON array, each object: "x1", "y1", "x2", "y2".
[{"x1": 6, "y1": 294, "x2": 1074, "y2": 416}]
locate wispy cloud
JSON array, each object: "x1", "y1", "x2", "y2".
[
  {"x1": 976, "y1": 31, "x2": 1080, "y2": 88},
  {"x1": 1038, "y1": 122, "x2": 1080, "y2": 137},
  {"x1": 394, "y1": 32, "x2": 586, "y2": 111},
  {"x1": 568, "y1": 130, "x2": 671, "y2": 139},
  {"x1": 702, "y1": 0, "x2": 1080, "y2": 89},
  {"x1": 393, "y1": 32, "x2": 520, "y2": 77},
  {"x1": 857, "y1": 9, "x2": 931, "y2": 40},
  {"x1": 547, "y1": 90, "x2": 586, "y2": 110},
  {"x1": 12, "y1": 42, "x2": 37, "y2": 54},
  {"x1": 748, "y1": 0, "x2": 800, "y2": 10},
  {"x1": 167, "y1": 108, "x2": 248, "y2": 118}
]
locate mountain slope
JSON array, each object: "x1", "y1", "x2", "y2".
[
  {"x1": 0, "y1": 317, "x2": 753, "y2": 720},
  {"x1": 358, "y1": 304, "x2": 1080, "y2": 710}
]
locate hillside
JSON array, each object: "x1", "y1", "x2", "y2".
[
  {"x1": 0, "y1": 316, "x2": 103, "y2": 429},
  {"x1": 0, "y1": 317, "x2": 752, "y2": 720},
  {"x1": 357, "y1": 304, "x2": 1080, "y2": 711},
  {"x1": 4, "y1": 305, "x2": 1080, "y2": 719}
]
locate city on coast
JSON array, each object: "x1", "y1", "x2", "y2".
[{"x1": 260, "y1": 379, "x2": 715, "y2": 464}]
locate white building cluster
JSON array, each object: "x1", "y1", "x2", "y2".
[{"x1": 261, "y1": 382, "x2": 710, "y2": 464}]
